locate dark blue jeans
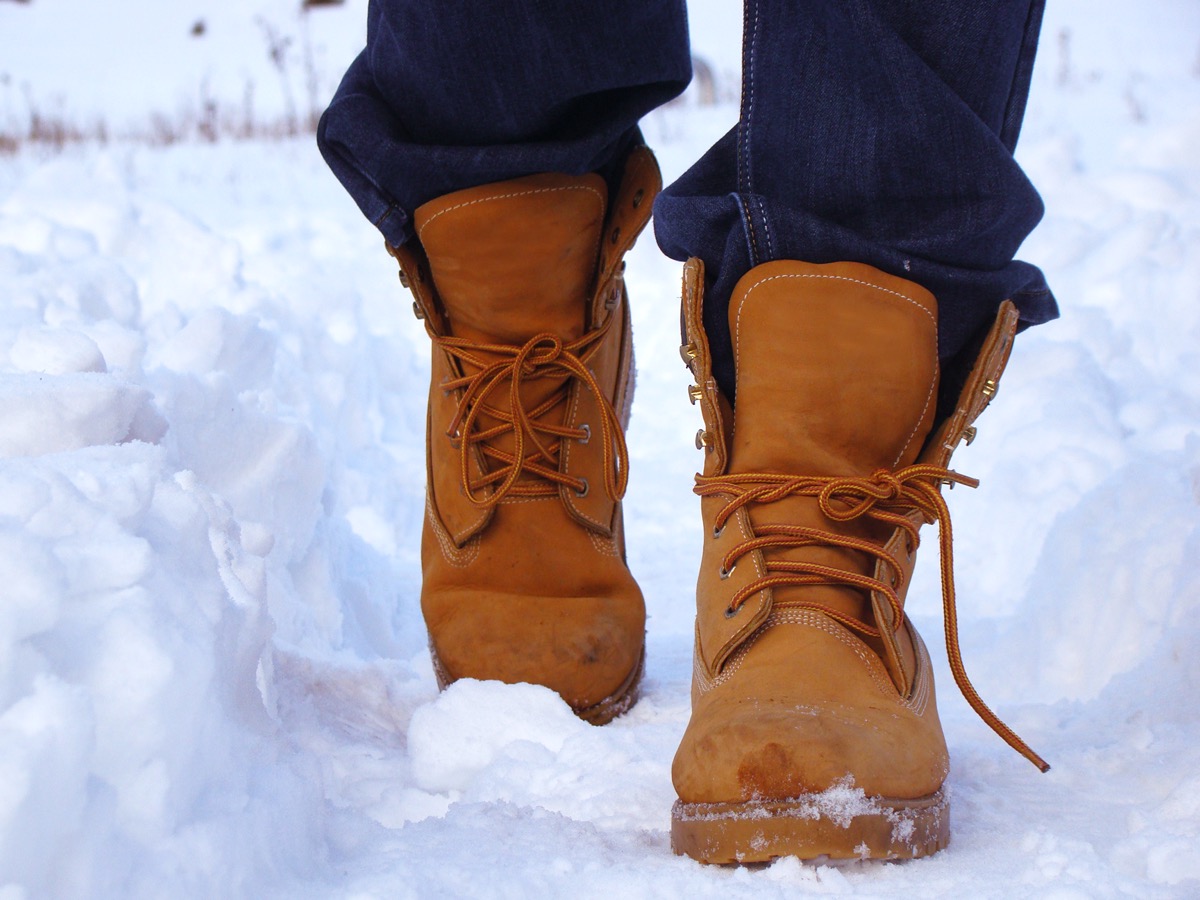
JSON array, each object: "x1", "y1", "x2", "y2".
[{"x1": 318, "y1": 0, "x2": 1057, "y2": 402}]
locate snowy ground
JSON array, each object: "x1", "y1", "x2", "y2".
[{"x1": 1, "y1": 1, "x2": 1199, "y2": 897}]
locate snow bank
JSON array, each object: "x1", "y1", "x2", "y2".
[{"x1": 0, "y1": 0, "x2": 1198, "y2": 896}]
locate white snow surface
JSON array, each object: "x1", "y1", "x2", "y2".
[{"x1": 2, "y1": 0, "x2": 1200, "y2": 896}]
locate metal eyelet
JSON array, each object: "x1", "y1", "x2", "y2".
[
  {"x1": 719, "y1": 563, "x2": 735, "y2": 580},
  {"x1": 575, "y1": 478, "x2": 589, "y2": 498},
  {"x1": 632, "y1": 188, "x2": 645, "y2": 208},
  {"x1": 578, "y1": 423, "x2": 591, "y2": 444},
  {"x1": 724, "y1": 605, "x2": 739, "y2": 619},
  {"x1": 712, "y1": 524, "x2": 724, "y2": 540},
  {"x1": 610, "y1": 226, "x2": 621, "y2": 245}
]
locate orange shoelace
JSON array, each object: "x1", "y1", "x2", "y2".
[
  {"x1": 695, "y1": 464, "x2": 1049, "y2": 772},
  {"x1": 435, "y1": 319, "x2": 628, "y2": 508}
]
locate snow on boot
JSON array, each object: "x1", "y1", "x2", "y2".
[
  {"x1": 387, "y1": 148, "x2": 661, "y2": 724},
  {"x1": 671, "y1": 258, "x2": 1047, "y2": 862}
]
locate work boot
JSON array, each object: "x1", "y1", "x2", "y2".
[
  {"x1": 671, "y1": 258, "x2": 1047, "y2": 862},
  {"x1": 387, "y1": 148, "x2": 661, "y2": 724}
]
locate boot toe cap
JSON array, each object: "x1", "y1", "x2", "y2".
[
  {"x1": 672, "y1": 698, "x2": 946, "y2": 803},
  {"x1": 424, "y1": 587, "x2": 645, "y2": 713},
  {"x1": 673, "y1": 621, "x2": 948, "y2": 803}
]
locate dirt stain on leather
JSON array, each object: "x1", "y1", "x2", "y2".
[{"x1": 737, "y1": 742, "x2": 812, "y2": 796}]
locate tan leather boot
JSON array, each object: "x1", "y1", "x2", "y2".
[
  {"x1": 671, "y1": 258, "x2": 1047, "y2": 862},
  {"x1": 387, "y1": 148, "x2": 661, "y2": 725}
]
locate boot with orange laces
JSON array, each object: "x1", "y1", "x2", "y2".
[
  {"x1": 671, "y1": 257, "x2": 1048, "y2": 862},
  {"x1": 388, "y1": 148, "x2": 661, "y2": 724}
]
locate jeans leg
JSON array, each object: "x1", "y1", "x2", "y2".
[
  {"x1": 654, "y1": 0, "x2": 1058, "y2": 403},
  {"x1": 318, "y1": 0, "x2": 691, "y2": 247}
]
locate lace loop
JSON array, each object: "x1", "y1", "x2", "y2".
[
  {"x1": 695, "y1": 464, "x2": 1049, "y2": 772},
  {"x1": 434, "y1": 318, "x2": 628, "y2": 509}
]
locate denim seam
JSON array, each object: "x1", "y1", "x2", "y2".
[
  {"x1": 734, "y1": 192, "x2": 761, "y2": 266},
  {"x1": 737, "y1": 0, "x2": 762, "y2": 196},
  {"x1": 375, "y1": 204, "x2": 399, "y2": 229},
  {"x1": 755, "y1": 196, "x2": 775, "y2": 261}
]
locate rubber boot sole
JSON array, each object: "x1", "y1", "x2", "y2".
[
  {"x1": 429, "y1": 642, "x2": 645, "y2": 727},
  {"x1": 671, "y1": 788, "x2": 949, "y2": 863}
]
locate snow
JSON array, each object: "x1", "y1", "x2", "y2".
[{"x1": 1, "y1": 0, "x2": 1199, "y2": 896}]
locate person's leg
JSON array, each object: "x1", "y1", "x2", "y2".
[
  {"x1": 666, "y1": 0, "x2": 1053, "y2": 863},
  {"x1": 655, "y1": 0, "x2": 1057, "y2": 406},
  {"x1": 317, "y1": 1, "x2": 689, "y2": 723},
  {"x1": 318, "y1": 0, "x2": 690, "y2": 247}
]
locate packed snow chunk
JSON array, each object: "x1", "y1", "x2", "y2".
[
  {"x1": 764, "y1": 854, "x2": 852, "y2": 890},
  {"x1": 151, "y1": 307, "x2": 275, "y2": 386},
  {"x1": 8, "y1": 326, "x2": 107, "y2": 375},
  {"x1": 0, "y1": 374, "x2": 164, "y2": 458},
  {"x1": 407, "y1": 680, "x2": 588, "y2": 794}
]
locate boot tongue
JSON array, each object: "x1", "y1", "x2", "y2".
[
  {"x1": 413, "y1": 173, "x2": 608, "y2": 344},
  {"x1": 727, "y1": 261, "x2": 940, "y2": 626},
  {"x1": 728, "y1": 262, "x2": 939, "y2": 476}
]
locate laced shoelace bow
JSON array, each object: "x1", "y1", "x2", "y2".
[
  {"x1": 435, "y1": 319, "x2": 628, "y2": 508},
  {"x1": 695, "y1": 464, "x2": 1050, "y2": 772}
]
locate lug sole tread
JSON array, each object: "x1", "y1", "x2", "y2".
[{"x1": 671, "y1": 788, "x2": 949, "y2": 864}]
